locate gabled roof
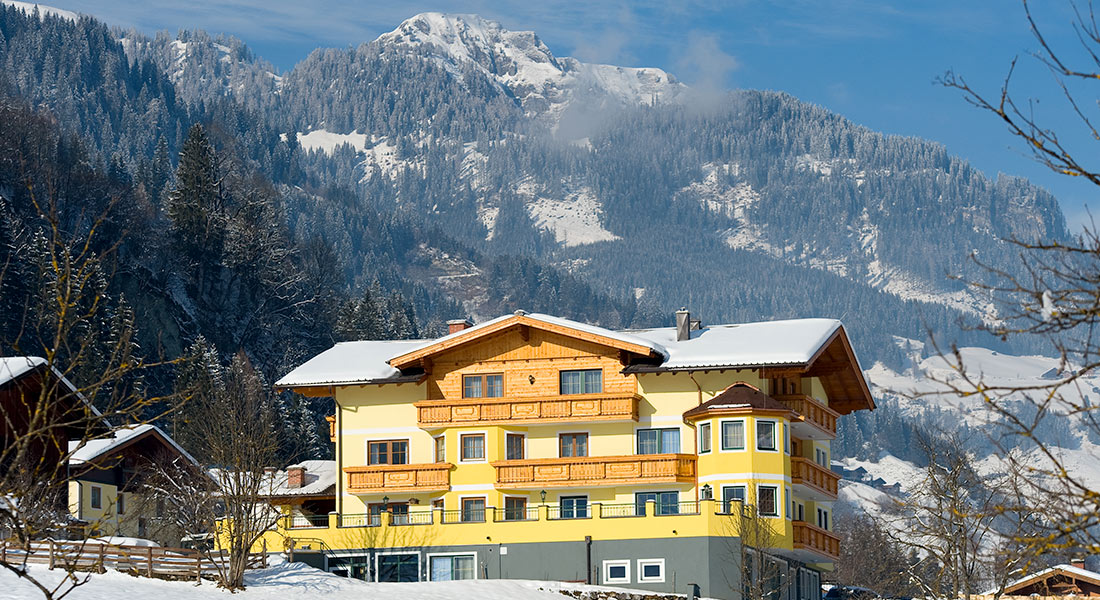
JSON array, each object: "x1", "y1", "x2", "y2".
[
  {"x1": 985, "y1": 563, "x2": 1100, "y2": 596},
  {"x1": 683, "y1": 382, "x2": 793, "y2": 420},
  {"x1": 0, "y1": 356, "x2": 103, "y2": 418},
  {"x1": 387, "y1": 312, "x2": 666, "y2": 370},
  {"x1": 68, "y1": 424, "x2": 197, "y2": 467}
]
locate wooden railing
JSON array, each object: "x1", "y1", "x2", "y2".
[
  {"x1": 415, "y1": 393, "x2": 639, "y2": 427},
  {"x1": 0, "y1": 539, "x2": 267, "y2": 580},
  {"x1": 492, "y1": 454, "x2": 696, "y2": 488},
  {"x1": 775, "y1": 394, "x2": 839, "y2": 437},
  {"x1": 791, "y1": 457, "x2": 840, "y2": 499},
  {"x1": 344, "y1": 463, "x2": 452, "y2": 494},
  {"x1": 793, "y1": 521, "x2": 840, "y2": 559}
]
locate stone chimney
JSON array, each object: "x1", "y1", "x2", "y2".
[
  {"x1": 676, "y1": 309, "x2": 691, "y2": 342},
  {"x1": 286, "y1": 465, "x2": 305, "y2": 489},
  {"x1": 447, "y1": 319, "x2": 473, "y2": 335}
]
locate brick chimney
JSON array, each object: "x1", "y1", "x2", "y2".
[
  {"x1": 286, "y1": 465, "x2": 305, "y2": 489},
  {"x1": 1071, "y1": 557, "x2": 1086, "y2": 570},
  {"x1": 447, "y1": 319, "x2": 473, "y2": 335}
]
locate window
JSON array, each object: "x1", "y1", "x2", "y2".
[
  {"x1": 506, "y1": 433, "x2": 525, "y2": 460},
  {"x1": 504, "y1": 497, "x2": 528, "y2": 521},
  {"x1": 603, "y1": 560, "x2": 630, "y2": 584},
  {"x1": 368, "y1": 440, "x2": 409, "y2": 465},
  {"x1": 721, "y1": 420, "x2": 745, "y2": 451},
  {"x1": 435, "y1": 436, "x2": 446, "y2": 463},
  {"x1": 432, "y1": 498, "x2": 445, "y2": 510},
  {"x1": 463, "y1": 373, "x2": 503, "y2": 398},
  {"x1": 559, "y1": 433, "x2": 588, "y2": 457},
  {"x1": 796, "y1": 502, "x2": 804, "y2": 521},
  {"x1": 461, "y1": 498, "x2": 486, "y2": 522},
  {"x1": 635, "y1": 491, "x2": 679, "y2": 516},
  {"x1": 377, "y1": 553, "x2": 419, "y2": 582},
  {"x1": 90, "y1": 486, "x2": 102, "y2": 509},
  {"x1": 815, "y1": 447, "x2": 828, "y2": 467},
  {"x1": 430, "y1": 554, "x2": 476, "y2": 581},
  {"x1": 757, "y1": 485, "x2": 779, "y2": 517},
  {"x1": 117, "y1": 492, "x2": 125, "y2": 515},
  {"x1": 370, "y1": 502, "x2": 410, "y2": 525},
  {"x1": 786, "y1": 487, "x2": 793, "y2": 520},
  {"x1": 560, "y1": 369, "x2": 602, "y2": 395},
  {"x1": 784, "y1": 424, "x2": 790, "y2": 454},
  {"x1": 637, "y1": 428, "x2": 680, "y2": 454},
  {"x1": 722, "y1": 485, "x2": 746, "y2": 514},
  {"x1": 817, "y1": 507, "x2": 830, "y2": 530},
  {"x1": 155, "y1": 497, "x2": 165, "y2": 518},
  {"x1": 637, "y1": 559, "x2": 665, "y2": 583},
  {"x1": 460, "y1": 434, "x2": 485, "y2": 462},
  {"x1": 757, "y1": 420, "x2": 777, "y2": 451},
  {"x1": 698, "y1": 422, "x2": 711, "y2": 453},
  {"x1": 560, "y1": 495, "x2": 588, "y2": 519}
]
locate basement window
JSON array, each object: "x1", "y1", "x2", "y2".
[
  {"x1": 637, "y1": 559, "x2": 665, "y2": 583},
  {"x1": 603, "y1": 560, "x2": 630, "y2": 584}
]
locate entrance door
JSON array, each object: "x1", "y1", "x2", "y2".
[{"x1": 377, "y1": 553, "x2": 419, "y2": 582}]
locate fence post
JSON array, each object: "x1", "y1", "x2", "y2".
[
  {"x1": 48, "y1": 540, "x2": 55, "y2": 570},
  {"x1": 146, "y1": 546, "x2": 153, "y2": 577},
  {"x1": 196, "y1": 555, "x2": 202, "y2": 582},
  {"x1": 2, "y1": 540, "x2": 6, "y2": 564},
  {"x1": 262, "y1": 539, "x2": 267, "y2": 569},
  {"x1": 98, "y1": 543, "x2": 105, "y2": 573}
]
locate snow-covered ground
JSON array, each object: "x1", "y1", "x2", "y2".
[
  {"x1": 526, "y1": 187, "x2": 620, "y2": 247},
  {"x1": 2, "y1": 557, "x2": 692, "y2": 600}
]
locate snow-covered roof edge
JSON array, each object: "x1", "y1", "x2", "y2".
[
  {"x1": 0, "y1": 356, "x2": 104, "y2": 419},
  {"x1": 982, "y1": 563, "x2": 1100, "y2": 595},
  {"x1": 69, "y1": 423, "x2": 198, "y2": 467}
]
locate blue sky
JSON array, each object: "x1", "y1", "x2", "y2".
[{"x1": 52, "y1": 0, "x2": 1098, "y2": 230}]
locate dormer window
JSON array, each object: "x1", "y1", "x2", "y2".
[{"x1": 463, "y1": 374, "x2": 503, "y2": 398}]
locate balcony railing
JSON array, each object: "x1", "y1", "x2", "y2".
[
  {"x1": 791, "y1": 457, "x2": 840, "y2": 500},
  {"x1": 415, "y1": 393, "x2": 640, "y2": 427},
  {"x1": 774, "y1": 394, "x2": 838, "y2": 439},
  {"x1": 343, "y1": 463, "x2": 452, "y2": 494},
  {"x1": 492, "y1": 454, "x2": 696, "y2": 489},
  {"x1": 793, "y1": 521, "x2": 840, "y2": 560}
]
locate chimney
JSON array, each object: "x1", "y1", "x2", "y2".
[
  {"x1": 263, "y1": 466, "x2": 276, "y2": 477},
  {"x1": 676, "y1": 309, "x2": 691, "y2": 342},
  {"x1": 1071, "y1": 557, "x2": 1086, "y2": 570},
  {"x1": 447, "y1": 319, "x2": 473, "y2": 335},
  {"x1": 286, "y1": 465, "x2": 305, "y2": 489}
]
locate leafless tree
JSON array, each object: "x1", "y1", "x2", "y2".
[
  {"x1": 719, "y1": 497, "x2": 791, "y2": 600},
  {"x1": 0, "y1": 195, "x2": 186, "y2": 599},
  {"x1": 934, "y1": 0, "x2": 1100, "y2": 561},
  {"x1": 833, "y1": 513, "x2": 915, "y2": 597},
  {"x1": 170, "y1": 346, "x2": 282, "y2": 590}
]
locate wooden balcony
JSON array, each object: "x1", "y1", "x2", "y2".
[
  {"x1": 791, "y1": 457, "x2": 840, "y2": 501},
  {"x1": 344, "y1": 463, "x2": 452, "y2": 494},
  {"x1": 793, "y1": 521, "x2": 840, "y2": 561},
  {"x1": 415, "y1": 393, "x2": 639, "y2": 427},
  {"x1": 492, "y1": 454, "x2": 696, "y2": 489},
  {"x1": 774, "y1": 394, "x2": 838, "y2": 439},
  {"x1": 325, "y1": 415, "x2": 336, "y2": 442}
]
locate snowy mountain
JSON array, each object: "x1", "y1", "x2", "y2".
[{"x1": 377, "y1": 13, "x2": 687, "y2": 124}]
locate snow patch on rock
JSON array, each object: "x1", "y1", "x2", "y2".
[
  {"x1": 522, "y1": 183, "x2": 620, "y2": 247},
  {"x1": 295, "y1": 130, "x2": 368, "y2": 155}
]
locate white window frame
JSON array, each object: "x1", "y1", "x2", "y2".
[
  {"x1": 459, "y1": 431, "x2": 488, "y2": 463},
  {"x1": 458, "y1": 495, "x2": 488, "y2": 522},
  {"x1": 558, "y1": 494, "x2": 590, "y2": 519},
  {"x1": 373, "y1": 550, "x2": 421, "y2": 583},
  {"x1": 756, "y1": 419, "x2": 779, "y2": 452},
  {"x1": 719, "y1": 419, "x2": 746, "y2": 452},
  {"x1": 698, "y1": 421, "x2": 711, "y2": 454},
  {"x1": 427, "y1": 552, "x2": 478, "y2": 581},
  {"x1": 602, "y1": 559, "x2": 631, "y2": 584},
  {"x1": 757, "y1": 484, "x2": 780, "y2": 517},
  {"x1": 785, "y1": 487, "x2": 792, "y2": 520},
  {"x1": 783, "y1": 423, "x2": 790, "y2": 455},
  {"x1": 637, "y1": 558, "x2": 666, "y2": 583}
]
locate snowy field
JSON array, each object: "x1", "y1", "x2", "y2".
[{"x1": 2, "y1": 556, "x2": 690, "y2": 600}]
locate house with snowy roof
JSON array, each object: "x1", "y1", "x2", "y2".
[
  {"x1": 983, "y1": 560, "x2": 1100, "y2": 598},
  {"x1": 263, "y1": 309, "x2": 875, "y2": 599},
  {"x1": 259, "y1": 460, "x2": 337, "y2": 528},
  {"x1": 67, "y1": 424, "x2": 197, "y2": 543}
]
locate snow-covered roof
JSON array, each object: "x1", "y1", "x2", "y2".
[
  {"x1": 0, "y1": 356, "x2": 102, "y2": 418},
  {"x1": 261, "y1": 460, "x2": 336, "y2": 498},
  {"x1": 625, "y1": 318, "x2": 842, "y2": 370},
  {"x1": 985, "y1": 563, "x2": 1100, "y2": 595},
  {"x1": 68, "y1": 424, "x2": 197, "y2": 467},
  {"x1": 274, "y1": 340, "x2": 426, "y2": 388},
  {"x1": 275, "y1": 315, "x2": 852, "y2": 390}
]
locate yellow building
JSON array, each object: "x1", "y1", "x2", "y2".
[{"x1": 270, "y1": 310, "x2": 874, "y2": 599}]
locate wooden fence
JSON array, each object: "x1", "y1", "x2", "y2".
[{"x1": 0, "y1": 539, "x2": 268, "y2": 581}]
